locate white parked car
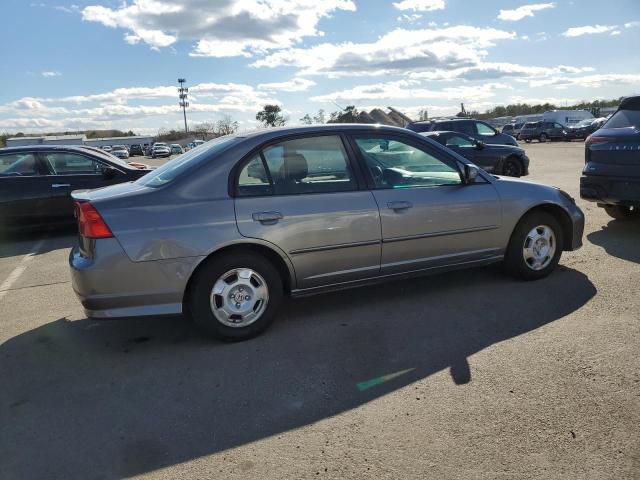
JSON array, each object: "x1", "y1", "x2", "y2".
[{"x1": 110, "y1": 145, "x2": 129, "y2": 159}]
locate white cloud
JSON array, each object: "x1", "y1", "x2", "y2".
[
  {"x1": 497, "y1": 3, "x2": 554, "y2": 21},
  {"x1": 529, "y1": 73, "x2": 640, "y2": 89},
  {"x1": 81, "y1": 0, "x2": 356, "y2": 57},
  {"x1": 253, "y1": 26, "x2": 516, "y2": 77},
  {"x1": 310, "y1": 79, "x2": 509, "y2": 103},
  {"x1": 562, "y1": 24, "x2": 618, "y2": 37},
  {"x1": 257, "y1": 78, "x2": 316, "y2": 92},
  {"x1": 624, "y1": 21, "x2": 640, "y2": 28},
  {"x1": 409, "y1": 62, "x2": 593, "y2": 81},
  {"x1": 0, "y1": 80, "x2": 280, "y2": 132},
  {"x1": 41, "y1": 71, "x2": 61, "y2": 77},
  {"x1": 393, "y1": 0, "x2": 445, "y2": 12}
]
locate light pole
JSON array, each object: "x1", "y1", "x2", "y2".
[{"x1": 178, "y1": 78, "x2": 189, "y2": 134}]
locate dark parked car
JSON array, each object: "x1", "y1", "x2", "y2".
[
  {"x1": 407, "y1": 118, "x2": 518, "y2": 146},
  {"x1": 580, "y1": 95, "x2": 640, "y2": 220},
  {"x1": 129, "y1": 144, "x2": 144, "y2": 156},
  {"x1": 0, "y1": 145, "x2": 151, "y2": 232},
  {"x1": 518, "y1": 121, "x2": 568, "y2": 143},
  {"x1": 422, "y1": 131, "x2": 529, "y2": 177},
  {"x1": 566, "y1": 117, "x2": 607, "y2": 141},
  {"x1": 69, "y1": 125, "x2": 584, "y2": 340}
]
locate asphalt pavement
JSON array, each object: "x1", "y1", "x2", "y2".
[{"x1": 0, "y1": 142, "x2": 638, "y2": 479}]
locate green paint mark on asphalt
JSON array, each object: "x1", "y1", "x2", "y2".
[{"x1": 356, "y1": 368, "x2": 416, "y2": 391}]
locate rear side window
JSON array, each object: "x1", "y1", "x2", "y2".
[
  {"x1": 603, "y1": 109, "x2": 640, "y2": 129},
  {"x1": 44, "y1": 153, "x2": 101, "y2": 175},
  {"x1": 236, "y1": 135, "x2": 357, "y2": 196},
  {"x1": 0, "y1": 153, "x2": 39, "y2": 176},
  {"x1": 475, "y1": 122, "x2": 496, "y2": 136}
]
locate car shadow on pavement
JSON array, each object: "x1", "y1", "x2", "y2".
[
  {"x1": 587, "y1": 219, "x2": 640, "y2": 264},
  {"x1": 0, "y1": 265, "x2": 596, "y2": 479},
  {"x1": 0, "y1": 226, "x2": 76, "y2": 259}
]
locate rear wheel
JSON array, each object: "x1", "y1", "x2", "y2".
[
  {"x1": 539, "y1": 133, "x2": 548, "y2": 143},
  {"x1": 189, "y1": 253, "x2": 284, "y2": 341},
  {"x1": 505, "y1": 211, "x2": 563, "y2": 281},
  {"x1": 502, "y1": 158, "x2": 523, "y2": 177},
  {"x1": 603, "y1": 205, "x2": 640, "y2": 220}
]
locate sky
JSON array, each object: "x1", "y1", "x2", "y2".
[{"x1": 0, "y1": 0, "x2": 639, "y2": 135}]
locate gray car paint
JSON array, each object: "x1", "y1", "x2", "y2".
[{"x1": 70, "y1": 124, "x2": 584, "y2": 319}]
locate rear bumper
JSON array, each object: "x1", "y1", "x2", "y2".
[
  {"x1": 69, "y1": 238, "x2": 203, "y2": 318},
  {"x1": 580, "y1": 174, "x2": 640, "y2": 206}
]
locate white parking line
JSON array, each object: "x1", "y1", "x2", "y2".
[{"x1": 0, "y1": 238, "x2": 47, "y2": 301}]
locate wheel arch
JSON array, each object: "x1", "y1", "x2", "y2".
[
  {"x1": 182, "y1": 240, "x2": 296, "y2": 309},
  {"x1": 517, "y1": 203, "x2": 575, "y2": 251}
]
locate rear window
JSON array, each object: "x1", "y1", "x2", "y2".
[
  {"x1": 603, "y1": 109, "x2": 640, "y2": 129},
  {"x1": 137, "y1": 136, "x2": 238, "y2": 187}
]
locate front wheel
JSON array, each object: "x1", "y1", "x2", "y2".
[
  {"x1": 539, "y1": 133, "x2": 548, "y2": 143},
  {"x1": 604, "y1": 205, "x2": 640, "y2": 220},
  {"x1": 189, "y1": 253, "x2": 284, "y2": 341},
  {"x1": 504, "y1": 212, "x2": 563, "y2": 281},
  {"x1": 502, "y1": 158, "x2": 523, "y2": 177}
]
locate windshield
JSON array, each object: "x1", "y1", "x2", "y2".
[
  {"x1": 575, "y1": 119, "x2": 593, "y2": 127},
  {"x1": 112, "y1": 146, "x2": 126, "y2": 151},
  {"x1": 603, "y1": 109, "x2": 640, "y2": 129},
  {"x1": 137, "y1": 135, "x2": 238, "y2": 187}
]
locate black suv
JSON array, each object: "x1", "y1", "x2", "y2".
[
  {"x1": 129, "y1": 144, "x2": 143, "y2": 156},
  {"x1": 406, "y1": 118, "x2": 518, "y2": 146},
  {"x1": 518, "y1": 121, "x2": 568, "y2": 143},
  {"x1": 580, "y1": 95, "x2": 640, "y2": 220}
]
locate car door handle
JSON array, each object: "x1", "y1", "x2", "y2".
[
  {"x1": 51, "y1": 183, "x2": 71, "y2": 188},
  {"x1": 252, "y1": 211, "x2": 283, "y2": 223},
  {"x1": 387, "y1": 201, "x2": 413, "y2": 211}
]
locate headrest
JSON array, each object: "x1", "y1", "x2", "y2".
[{"x1": 283, "y1": 153, "x2": 308, "y2": 181}]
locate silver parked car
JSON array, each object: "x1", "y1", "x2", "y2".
[{"x1": 70, "y1": 125, "x2": 584, "y2": 340}]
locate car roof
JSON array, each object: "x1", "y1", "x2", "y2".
[
  {"x1": 619, "y1": 95, "x2": 640, "y2": 110},
  {"x1": 234, "y1": 123, "x2": 416, "y2": 142},
  {"x1": 409, "y1": 118, "x2": 475, "y2": 125},
  {"x1": 0, "y1": 144, "x2": 104, "y2": 154}
]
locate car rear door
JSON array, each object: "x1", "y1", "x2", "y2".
[
  {"x1": 349, "y1": 133, "x2": 503, "y2": 275},
  {"x1": 234, "y1": 134, "x2": 382, "y2": 290},
  {"x1": 0, "y1": 151, "x2": 52, "y2": 230},
  {"x1": 40, "y1": 151, "x2": 125, "y2": 223}
]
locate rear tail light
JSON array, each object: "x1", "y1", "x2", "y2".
[
  {"x1": 75, "y1": 201, "x2": 113, "y2": 238},
  {"x1": 585, "y1": 135, "x2": 615, "y2": 147}
]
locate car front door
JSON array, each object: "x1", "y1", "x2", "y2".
[
  {"x1": 0, "y1": 152, "x2": 52, "y2": 230},
  {"x1": 40, "y1": 151, "x2": 125, "y2": 222},
  {"x1": 234, "y1": 134, "x2": 382, "y2": 290},
  {"x1": 349, "y1": 133, "x2": 503, "y2": 275}
]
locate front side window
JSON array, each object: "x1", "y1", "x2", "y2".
[
  {"x1": 237, "y1": 135, "x2": 357, "y2": 196},
  {"x1": 476, "y1": 122, "x2": 496, "y2": 136},
  {"x1": 445, "y1": 134, "x2": 475, "y2": 148},
  {"x1": 44, "y1": 153, "x2": 101, "y2": 175},
  {"x1": 353, "y1": 136, "x2": 461, "y2": 189},
  {"x1": 0, "y1": 153, "x2": 39, "y2": 176}
]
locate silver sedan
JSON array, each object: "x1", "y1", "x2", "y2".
[{"x1": 70, "y1": 125, "x2": 584, "y2": 340}]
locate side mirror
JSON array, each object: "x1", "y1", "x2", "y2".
[
  {"x1": 475, "y1": 140, "x2": 485, "y2": 150},
  {"x1": 463, "y1": 164, "x2": 479, "y2": 183}
]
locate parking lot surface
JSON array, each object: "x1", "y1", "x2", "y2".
[{"x1": 0, "y1": 142, "x2": 638, "y2": 479}]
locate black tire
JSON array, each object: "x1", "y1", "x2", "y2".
[
  {"x1": 502, "y1": 157, "x2": 523, "y2": 177},
  {"x1": 603, "y1": 205, "x2": 640, "y2": 220},
  {"x1": 189, "y1": 253, "x2": 284, "y2": 341},
  {"x1": 504, "y1": 211, "x2": 563, "y2": 281},
  {"x1": 539, "y1": 133, "x2": 548, "y2": 143}
]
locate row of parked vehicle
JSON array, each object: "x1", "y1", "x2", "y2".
[
  {"x1": 501, "y1": 117, "x2": 608, "y2": 143},
  {"x1": 1, "y1": 96, "x2": 637, "y2": 341}
]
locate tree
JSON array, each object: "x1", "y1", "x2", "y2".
[
  {"x1": 300, "y1": 114, "x2": 313, "y2": 125},
  {"x1": 256, "y1": 104, "x2": 286, "y2": 127},
  {"x1": 216, "y1": 115, "x2": 239, "y2": 135},
  {"x1": 192, "y1": 122, "x2": 216, "y2": 140},
  {"x1": 417, "y1": 109, "x2": 429, "y2": 121}
]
